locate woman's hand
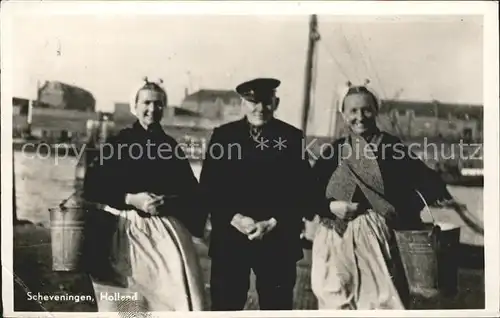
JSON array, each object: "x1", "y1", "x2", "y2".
[
  {"x1": 435, "y1": 198, "x2": 467, "y2": 211},
  {"x1": 329, "y1": 200, "x2": 359, "y2": 220},
  {"x1": 125, "y1": 192, "x2": 164, "y2": 215},
  {"x1": 301, "y1": 216, "x2": 320, "y2": 241}
]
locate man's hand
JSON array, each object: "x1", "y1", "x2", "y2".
[
  {"x1": 247, "y1": 218, "x2": 277, "y2": 241},
  {"x1": 329, "y1": 200, "x2": 359, "y2": 221},
  {"x1": 125, "y1": 192, "x2": 164, "y2": 216},
  {"x1": 231, "y1": 213, "x2": 257, "y2": 235}
]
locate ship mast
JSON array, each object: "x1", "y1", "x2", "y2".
[{"x1": 301, "y1": 14, "x2": 320, "y2": 135}]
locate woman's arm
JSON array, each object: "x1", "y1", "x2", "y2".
[
  {"x1": 403, "y1": 146, "x2": 454, "y2": 205},
  {"x1": 307, "y1": 139, "x2": 349, "y2": 219},
  {"x1": 83, "y1": 135, "x2": 130, "y2": 210}
]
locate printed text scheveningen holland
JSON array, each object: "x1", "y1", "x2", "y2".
[{"x1": 27, "y1": 292, "x2": 94, "y2": 303}]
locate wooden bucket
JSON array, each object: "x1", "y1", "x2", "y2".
[
  {"x1": 394, "y1": 191, "x2": 461, "y2": 298},
  {"x1": 49, "y1": 205, "x2": 86, "y2": 271}
]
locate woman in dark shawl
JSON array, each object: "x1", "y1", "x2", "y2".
[
  {"x1": 306, "y1": 81, "x2": 461, "y2": 309},
  {"x1": 83, "y1": 78, "x2": 206, "y2": 312}
]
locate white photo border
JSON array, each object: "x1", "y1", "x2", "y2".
[{"x1": 1, "y1": 1, "x2": 498, "y2": 317}]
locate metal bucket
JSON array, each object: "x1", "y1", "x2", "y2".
[
  {"x1": 436, "y1": 222, "x2": 461, "y2": 296},
  {"x1": 49, "y1": 206, "x2": 86, "y2": 271},
  {"x1": 395, "y1": 222, "x2": 460, "y2": 298},
  {"x1": 394, "y1": 191, "x2": 461, "y2": 298}
]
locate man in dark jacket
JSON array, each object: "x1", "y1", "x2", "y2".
[{"x1": 199, "y1": 78, "x2": 315, "y2": 310}]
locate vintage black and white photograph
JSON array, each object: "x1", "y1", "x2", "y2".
[{"x1": 1, "y1": 1, "x2": 498, "y2": 316}]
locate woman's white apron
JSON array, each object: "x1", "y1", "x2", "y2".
[{"x1": 91, "y1": 206, "x2": 206, "y2": 312}]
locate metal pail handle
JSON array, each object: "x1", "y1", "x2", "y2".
[{"x1": 415, "y1": 190, "x2": 441, "y2": 238}]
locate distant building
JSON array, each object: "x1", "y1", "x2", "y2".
[
  {"x1": 179, "y1": 89, "x2": 242, "y2": 124},
  {"x1": 13, "y1": 107, "x2": 97, "y2": 142},
  {"x1": 12, "y1": 96, "x2": 97, "y2": 142},
  {"x1": 37, "y1": 81, "x2": 96, "y2": 112},
  {"x1": 113, "y1": 102, "x2": 134, "y2": 123}
]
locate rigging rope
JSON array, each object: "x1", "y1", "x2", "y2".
[
  {"x1": 319, "y1": 40, "x2": 351, "y2": 81},
  {"x1": 352, "y1": 28, "x2": 374, "y2": 88},
  {"x1": 355, "y1": 25, "x2": 388, "y2": 99},
  {"x1": 338, "y1": 24, "x2": 362, "y2": 84}
]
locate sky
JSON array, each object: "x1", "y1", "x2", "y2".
[{"x1": 9, "y1": 13, "x2": 483, "y2": 135}]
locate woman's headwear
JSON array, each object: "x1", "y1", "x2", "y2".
[
  {"x1": 129, "y1": 76, "x2": 168, "y2": 116},
  {"x1": 337, "y1": 79, "x2": 381, "y2": 113}
]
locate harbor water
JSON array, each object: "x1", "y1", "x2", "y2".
[{"x1": 13, "y1": 150, "x2": 484, "y2": 246}]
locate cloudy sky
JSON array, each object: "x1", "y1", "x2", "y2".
[{"x1": 9, "y1": 11, "x2": 483, "y2": 135}]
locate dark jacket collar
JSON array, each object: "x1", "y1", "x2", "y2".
[
  {"x1": 241, "y1": 116, "x2": 278, "y2": 131},
  {"x1": 132, "y1": 120, "x2": 164, "y2": 135}
]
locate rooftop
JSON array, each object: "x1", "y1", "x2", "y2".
[
  {"x1": 379, "y1": 99, "x2": 483, "y2": 120},
  {"x1": 183, "y1": 89, "x2": 240, "y2": 105}
]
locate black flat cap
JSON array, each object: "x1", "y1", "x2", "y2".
[{"x1": 235, "y1": 78, "x2": 281, "y2": 99}]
